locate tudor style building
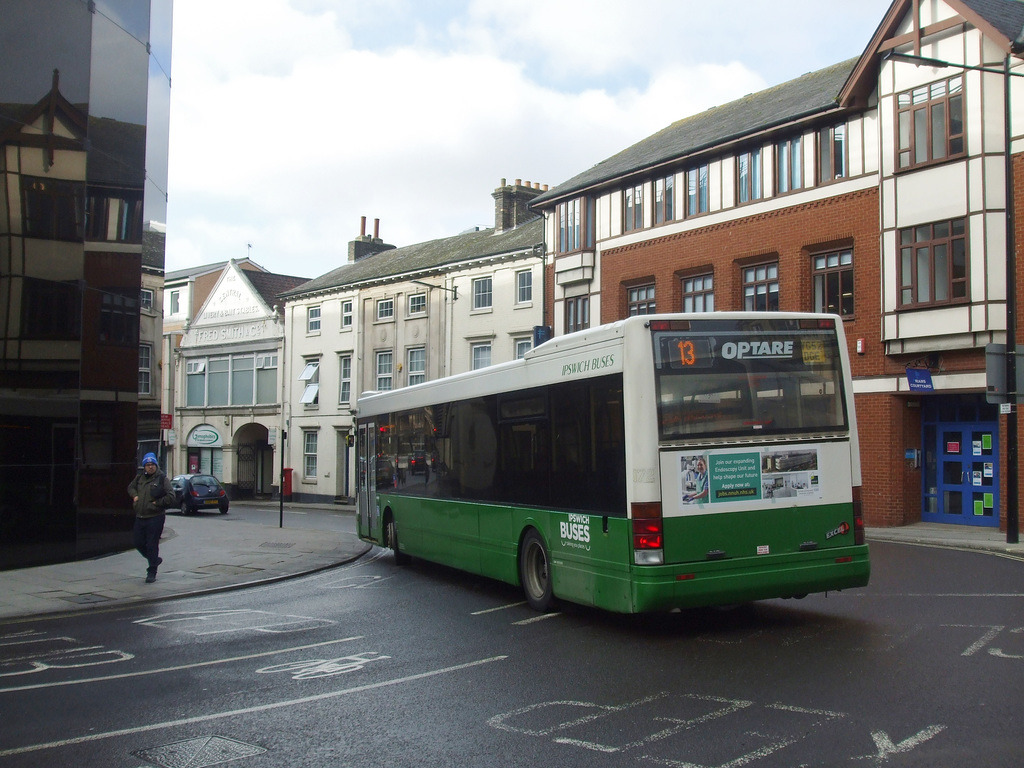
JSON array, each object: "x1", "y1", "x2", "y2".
[{"x1": 530, "y1": 0, "x2": 1024, "y2": 535}]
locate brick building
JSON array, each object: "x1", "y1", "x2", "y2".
[{"x1": 531, "y1": 0, "x2": 1024, "y2": 534}]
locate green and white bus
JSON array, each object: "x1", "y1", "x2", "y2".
[{"x1": 355, "y1": 312, "x2": 869, "y2": 613}]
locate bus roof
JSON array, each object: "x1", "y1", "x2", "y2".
[{"x1": 355, "y1": 311, "x2": 843, "y2": 418}]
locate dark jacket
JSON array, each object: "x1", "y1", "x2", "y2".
[{"x1": 128, "y1": 469, "x2": 176, "y2": 519}]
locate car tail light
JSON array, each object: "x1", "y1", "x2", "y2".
[
  {"x1": 632, "y1": 502, "x2": 664, "y2": 565},
  {"x1": 852, "y1": 486, "x2": 865, "y2": 545},
  {"x1": 190, "y1": 489, "x2": 198, "y2": 497},
  {"x1": 218, "y1": 488, "x2": 226, "y2": 497}
]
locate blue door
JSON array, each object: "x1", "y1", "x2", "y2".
[{"x1": 922, "y1": 417, "x2": 999, "y2": 527}]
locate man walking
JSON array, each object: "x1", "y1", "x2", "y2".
[{"x1": 128, "y1": 453, "x2": 175, "y2": 582}]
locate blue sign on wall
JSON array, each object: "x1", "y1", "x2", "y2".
[{"x1": 906, "y1": 367, "x2": 934, "y2": 392}]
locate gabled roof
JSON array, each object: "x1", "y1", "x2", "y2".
[
  {"x1": 164, "y1": 258, "x2": 267, "y2": 283},
  {"x1": 842, "y1": 0, "x2": 1024, "y2": 106},
  {"x1": 280, "y1": 217, "x2": 543, "y2": 300},
  {"x1": 0, "y1": 70, "x2": 87, "y2": 154},
  {"x1": 530, "y1": 59, "x2": 857, "y2": 208},
  {"x1": 246, "y1": 270, "x2": 310, "y2": 307}
]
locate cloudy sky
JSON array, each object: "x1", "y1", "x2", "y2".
[{"x1": 165, "y1": 0, "x2": 894, "y2": 278}]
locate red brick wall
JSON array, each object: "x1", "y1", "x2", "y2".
[{"x1": 599, "y1": 188, "x2": 920, "y2": 526}]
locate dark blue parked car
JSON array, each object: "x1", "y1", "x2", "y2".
[{"x1": 171, "y1": 474, "x2": 229, "y2": 515}]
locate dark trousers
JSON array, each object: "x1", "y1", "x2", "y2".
[{"x1": 134, "y1": 514, "x2": 165, "y2": 572}]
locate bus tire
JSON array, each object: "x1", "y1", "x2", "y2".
[
  {"x1": 385, "y1": 514, "x2": 411, "y2": 566},
  {"x1": 519, "y1": 529, "x2": 553, "y2": 612}
]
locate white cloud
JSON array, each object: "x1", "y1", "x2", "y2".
[{"x1": 165, "y1": 0, "x2": 891, "y2": 276}]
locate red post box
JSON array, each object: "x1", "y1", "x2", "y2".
[{"x1": 282, "y1": 468, "x2": 293, "y2": 501}]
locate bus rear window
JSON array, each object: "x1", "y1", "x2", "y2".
[{"x1": 652, "y1": 320, "x2": 848, "y2": 440}]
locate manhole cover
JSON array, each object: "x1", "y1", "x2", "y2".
[{"x1": 134, "y1": 735, "x2": 266, "y2": 767}]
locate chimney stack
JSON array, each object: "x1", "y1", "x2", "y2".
[
  {"x1": 349, "y1": 216, "x2": 395, "y2": 262},
  {"x1": 492, "y1": 178, "x2": 545, "y2": 233}
]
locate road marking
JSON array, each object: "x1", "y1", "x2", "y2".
[
  {"x1": 0, "y1": 654, "x2": 507, "y2": 757},
  {"x1": 256, "y1": 651, "x2": 390, "y2": 679},
  {"x1": 513, "y1": 612, "x2": 562, "y2": 626},
  {"x1": 0, "y1": 636, "x2": 362, "y2": 693},
  {"x1": 852, "y1": 725, "x2": 948, "y2": 762},
  {"x1": 472, "y1": 601, "x2": 527, "y2": 615},
  {"x1": 134, "y1": 609, "x2": 335, "y2": 635}
]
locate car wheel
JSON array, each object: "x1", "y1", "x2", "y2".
[
  {"x1": 385, "y1": 514, "x2": 411, "y2": 565},
  {"x1": 519, "y1": 528, "x2": 553, "y2": 612},
  {"x1": 220, "y1": 506, "x2": 228, "y2": 514}
]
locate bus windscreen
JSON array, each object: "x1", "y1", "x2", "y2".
[{"x1": 652, "y1": 319, "x2": 848, "y2": 440}]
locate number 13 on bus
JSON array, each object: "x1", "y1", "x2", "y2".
[{"x1": 355, "y1": 312, "x2": 868, "y2": 613}]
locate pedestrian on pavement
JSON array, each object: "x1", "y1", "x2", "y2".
[{"x1": 128, "y1": 453, "x2": 175, "y2": 583}]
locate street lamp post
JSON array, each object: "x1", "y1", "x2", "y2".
[{"x1": 885, "y1": 50, "x2": 1020, "y2": 543}]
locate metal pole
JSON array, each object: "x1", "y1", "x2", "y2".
[
  {"x1": 1005, "y1": 54, "x2": 1019, "y2": 544},
  {"x1": 279, "y1": 429, "x2": 286, "y2": 529}
]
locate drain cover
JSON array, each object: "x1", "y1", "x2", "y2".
[{"x1": 134, "y1": 735, "x2": 266, "y2": 767}]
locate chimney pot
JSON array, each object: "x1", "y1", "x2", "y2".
[
  {"x1": 515, "y1": 178, "x2": 522, "y2": 186},
  {"x1": 360, "y1": 216, "x2": 366, "y2": 238},
  {"x1": 373, "y1": 218, "x2": 380, "y2": 239}
]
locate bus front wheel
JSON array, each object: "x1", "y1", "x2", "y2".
[
  {"x1": 385, "y1": 514, "x2": 411, "y2": 566},
  {"x1": 520, "y1": 529, "x2": 553, "y2": 612}
]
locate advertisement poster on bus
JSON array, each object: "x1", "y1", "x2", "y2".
[{"x1": 677, "y1": 446, "x2": 822, "y2": 508}]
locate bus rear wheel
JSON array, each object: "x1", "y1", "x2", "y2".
[
  {"x1": 385, "y1": 514, "x2": 411, "y2": 565},
  {"x1": 520, "y1": 529, "x2": 553, "y2": 612}
]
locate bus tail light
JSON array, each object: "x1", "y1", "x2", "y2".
[
  {"x1": 632, "y1": 502, "x2": 664, "y2": 565},
  {"x1": 852, "y1": 486, "x2": 865, "y2": 545}
]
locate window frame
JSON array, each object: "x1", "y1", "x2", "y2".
[
  {"x1": 817, "y1": 123, "x2": 847, "y2": 183},
  {"x1": 742, "y1": 262, "x2": 779, "y2": 312},
  {"x1": 408, "y1": 293, "x2": 426, "y2": 316},
  {"x1": 812, "y1": 249, "x2": 854, "y2": 316},
  {"x1": 685, "y1": 164, "x2": 709, "y2": 217},
  {"x1": 471, "y1": 342, "x2": 492, "y2": 370},
  {"x1": 623, "y1": 182, "x2": 644, "y2": 232},
  {"x1": 898, "y1": 218, "x2": 968, "y2": 308},
  {"x1": 556, "y1": 196, "x2": 595, "y2": 254},
  {"x1": 775, "y1": 136, "x2": 803, "y2": 194},
  {"x1": 341, "y1": 299, "x2": 353, "y2": 329},
  {"x1": 298, "y1": 358, "x2": 320, "y2": 405},
  {"x1": 737, "y1": 147, "x2": 763, "y2": 204},
  {"x1": 376, "y1": 350, "x2": 394, "y2": 391},
  {"x1": 627, "y1": 284, "x2": 656, "y2": 316},
  {"x1": 654, "y1": 174, "x2": 674, "y2": 225},
  {"x1": 138, "y1": 343, "x2": 152, "y2": 395},
  {"x1": 407, "y1": 347, "x2": 426, "y2": 386},
  {"x1": 338, "y1": 354, "x2": 352, "y2": 404},
  {"x1": 303, "y1": 430, "x2": 318, "y2": 479},
  {"x1": 565, "y1": 295, "x2": 590, "y2": 334},
  {"x1": 681, "y1": 273, "x2": 714, "y2": 313},
  {"x1": 472, "y1": 276, "x2": 493, "y2": 311},
  {"x1": 307, "y1": 305, "x2": 321, "y2": 333},
  {"x1": 896, "y1": 75, "x2": 965, "y2": 171},
  {"x1": 515, "y1": 338, "x2": 532, "y2": 359},
  {"x1": 515, "y1": 269, "x2": 533, "y2": 304},
  {"x1": 376, "y1": 298, "x2": 394, "y2": 321}
]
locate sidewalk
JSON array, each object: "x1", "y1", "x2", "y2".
[
  {"x1": 0, "y1": 510, "x2": 1020, "y2": 622},
  {"x1": 0, "y1": 503, "x2": 371, "y2": 622}
]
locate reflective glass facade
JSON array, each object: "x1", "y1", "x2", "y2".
[{"x1": 0, "y1": 0, "x2": 172, "y2": 568}]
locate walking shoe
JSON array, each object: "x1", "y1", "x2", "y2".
[
  {"x1": 155, "y1": 557, "x2": 163, "y2": 566},
  {"x1": 145, "y1": 572, "x2": 156, "y2": 583}
]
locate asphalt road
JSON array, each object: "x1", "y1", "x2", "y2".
[{"x1": 1, "y1": 540, "x2": 1022, "y2": 767}]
